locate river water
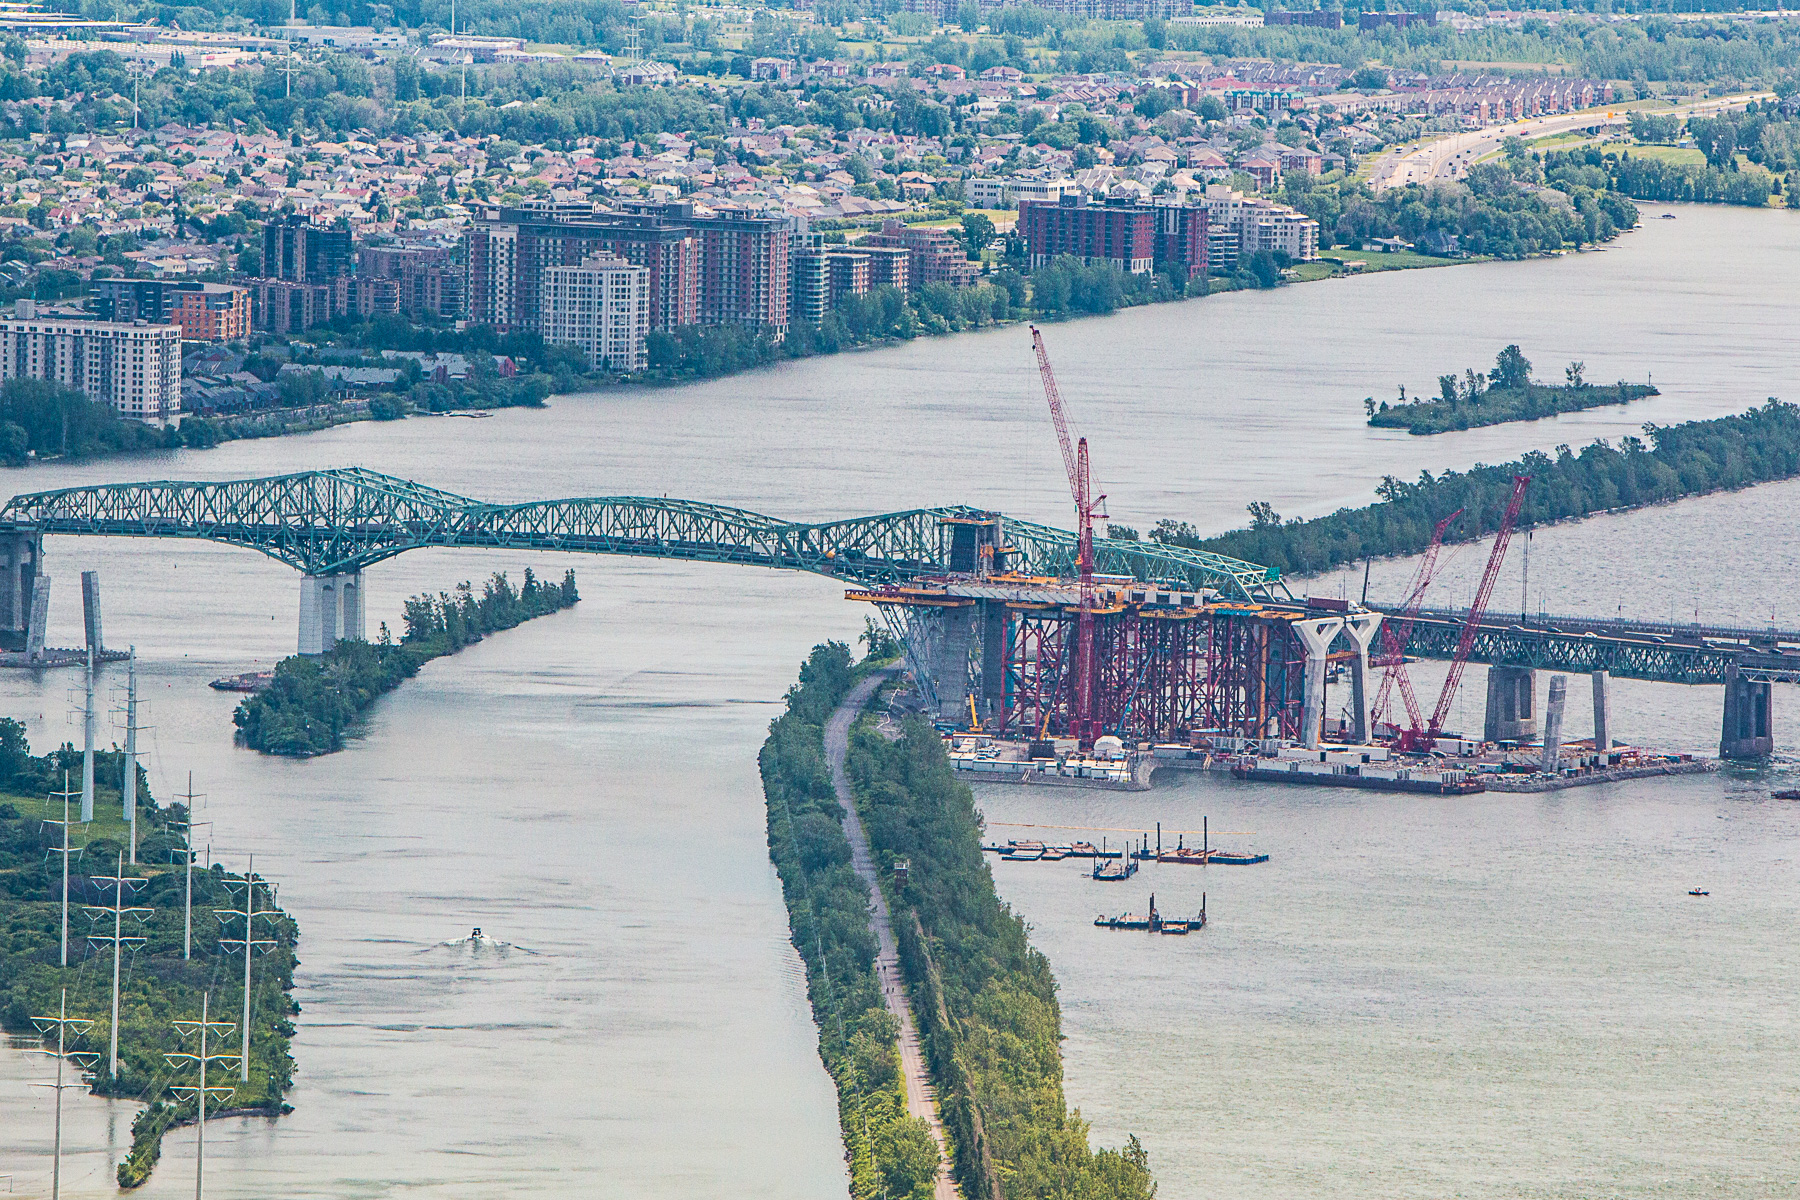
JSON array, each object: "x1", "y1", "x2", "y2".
[{"x1": 2, "y1": 202, "x2": 1799, "y2": 1198}]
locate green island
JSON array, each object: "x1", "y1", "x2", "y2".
[
  {"x1": 762, "y1": 640, "x2": 1154, "y2": 1200},
  {"x1": 1134, "y1": 398, "x2": 1800, "y2": 580},
  {"x1": 0, "y1": 722, "x2": 297, "y2": 1188},
  {"x1": 1367, "y1": 346, "x2": 1658, "y2": 436},
  {"x1": 235, "y1": 568, "x2": 578, "y2": 757}
]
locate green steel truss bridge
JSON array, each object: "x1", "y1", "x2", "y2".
[{"x1": 0, "y1": 467, "x2": 1287, "y2": 600}]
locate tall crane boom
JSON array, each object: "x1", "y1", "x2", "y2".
[
  {"x1": 1371, "y1": 507, "x2": 1463, "y2": 731},
  {"x1": 1030, "y1": 326, "x2": 1105, "y2": 745},
  {"x1": 1428, "y1": 476, "x2": 1530, "y2": 737}
]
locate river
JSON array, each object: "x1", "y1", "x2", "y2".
[{"x1": 1, "y1": 201, "x2": 1798, "y2": 1198}]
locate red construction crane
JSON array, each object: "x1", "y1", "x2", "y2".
[
  {"x1": 1371, "y1": 506, "x2": 1463, "y2": 733},
  {"x1": 1031, "y1": 325, "x2": 1106, "y2": 746},
  {"x1": 1424, "y1": 475, "x2": 1531, "y2": 740}
]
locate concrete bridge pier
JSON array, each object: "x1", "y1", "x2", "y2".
[
  {"x1": 1294, "y1": 616, "x2": 1345, "y2": 750},
  {"x1": 1484, "y1": 665, "x2": 1537, "y2": 744},
  {"x1": 1342, "y1": 611, "x2": 1384, "y2": 743},
  {"x1": 928, "y1": 603, "x2": 976, "y2": 724},
  {"x1": 1720, "y1": 663, "x2": 1773, "y2": 759},
  {"x1": 0, "y1": 528, "x2": 42, "y2": 652},
  {"x1": 298, "y1": 570, "x2": 365, "y2": 655}
]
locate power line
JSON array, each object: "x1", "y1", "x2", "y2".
[
  {"x1": 166, "y1": 992, "x2": 239, "y2": 1200},
  {"x1": 84, "y1": 850, "x2": 150, "y2": 1080},
  {"x1": 215, "y1": 855, "x2": 277, "y2": 1083},
  {"x1": 29, "y1": 988, "x2": 97, "y2": 1200}
]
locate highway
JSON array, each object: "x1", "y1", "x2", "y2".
[{"x1": 1367, "y1": 93, "x2": 1772, "y2": 191}]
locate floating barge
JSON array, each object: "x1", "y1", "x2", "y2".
[
  {"x1": 1092, "y1": 854, "x2": 1138, "y2": 881},
  {"x1": 984, "y1": 839, "x2": 1121, "y2": 861},
  {"x1": 210, "y1": 671, "x2": 274, "y2": 693},
  {"x1": 1233, "y1": 755, "x2": 1485, "y2": 795},
  {"x1": 1094, "y1": 893, "x2": 1205, "y2": 934},
  {"x1": 1131, "y1": 821, "x2": 1270, "y2": 866}
]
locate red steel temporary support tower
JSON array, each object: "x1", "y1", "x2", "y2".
[{"x1": 1032, "y1": 326, "x2": 1106, "y2": 746}]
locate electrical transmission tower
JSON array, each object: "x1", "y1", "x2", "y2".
[
  {"x1": 42, "y1": 770, "x2": 84, "y2": 967},
  {"x1": 80, "y1": 644, "x2": 96, "y2": 821},
  {"x1": 111, "y1": 648, "x2": 147, "y2": 863},
  {"x1": 216, "y1": 855, "x2": 278, "y2": 1083},
  {"x1": 170, "y1": 774, "x2": 210, "y2": 961},
  {"x1": 30, "y1": 988, "x2": 97, "y2": 1200},
  {"x1": 84, "y1": 851, "x2": 150, "y2": 1080},
  {"x1": 167, "y1": 993, "x2": 239, "y2": 1200}
]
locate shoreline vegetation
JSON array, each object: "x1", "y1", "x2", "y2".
[
  {"x1": 234, "y1": 569, "x2": 577, "y2": 757},
  {"x1": 1367, "y1": 345, "x2": 1658, "y2": 435},
  {"x1": 0, "y1": 722, "x2": 297, "y2": 1189},
  {"x1": 762, "y1": 641, "x2": 1154, "y2": 1200},
  {"x1": 1136, "y1": 399, "x2": 1800, "y2": 580}
]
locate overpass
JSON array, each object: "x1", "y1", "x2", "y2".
[{"x1": 0, "y1": 469, "x2": 1779, "y2": 758}]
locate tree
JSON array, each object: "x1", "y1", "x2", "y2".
[
  {"x1": 1197, "y1": 95, "x2": 1226, "y2": 123},
  {"x1": 1350, "y1": 65, "x2": 1388, "y2": 91},
  {"x1": 1565, "y1": 360, "x2": 1586, "y2": 388},
  {"x1": 1438, "y1": 374, "x2": 1458, "y2": 405},
  {"x1": 1247, "y1": 500, "x2": 1280, "y2": 528},
  {"x1": 960, "y1": 211, "x2": 994, "y2": 259},
  {"x1": 1491, "y1": 344, "x2": 1532, "y2": 390},
  {"x1": 1364, "y1": 396, "x2": 1377, "y2": 419}
]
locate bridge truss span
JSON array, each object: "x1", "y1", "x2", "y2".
[{"x1": 0, "y1": 468, "x2": 1284, "y2": 600}]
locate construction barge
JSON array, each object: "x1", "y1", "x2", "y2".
[{"x1": 1095, "y1": 893, "x2": 1205, "y2": 934}]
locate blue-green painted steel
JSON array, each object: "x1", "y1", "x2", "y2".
[{"x1": 0, "y1": 468, "x2": 1285, "y2": 600}]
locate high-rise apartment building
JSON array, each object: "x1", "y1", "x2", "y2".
[
  {"x1": 858, "y1": 220, "x2": 980, "y2": 291},
  {"x1": 1018, "y1": 196, "x2": 1157, "y2": 274},
  {"x1": 540, "y1": 253, "x2": 650, "y2": 372},
  {"x1": 464, "y1": 201, "x2": 790, "y2": 338},
  {"x1": 263, "y1": 214, "x2": 353, "y2": 283},
  {"x1": 357, "y1": 245, "x2": 464, "y2": 319},
  {"x1": 0, "y1": 299, "x2": 181, "y2": 424},
  {"x1": 170, "y1": 283, "x2": 253, "y2": 342}
]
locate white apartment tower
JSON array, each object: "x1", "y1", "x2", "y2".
[
  {"x1": 0, "y1": 300, "x2": 182, "y2": 424},
  {"x1": 540, "y1": 253, "x2": 650, "y2": 372}
]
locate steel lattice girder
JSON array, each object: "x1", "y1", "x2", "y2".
[
  {"x1": 1400, "y1": 616, "x2": 1740, "y2": 685},
  {"x1": 0, "y1": 469, "x2": 1285, "y2": 598}
]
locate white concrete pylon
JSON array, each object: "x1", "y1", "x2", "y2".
[
  {"x1": 1341, "y1": 611, "x2": 1384, "y2": 744},
  {"x1": 1294, "y1": 616, "x2": 1345, "y2": 750},
  {"x1": 297, "y1": 570, "x2": 364, "y2": 654}
]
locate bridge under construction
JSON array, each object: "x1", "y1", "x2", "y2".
[{"x1": 0, "y1": 467, "x2": 1790, "y2": 761}]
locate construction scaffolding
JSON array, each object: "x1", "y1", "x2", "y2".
[{"x1": 852, "y1": 561, "x2": 1352, "y2": 746}]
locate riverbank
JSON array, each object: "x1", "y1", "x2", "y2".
[
  {"x1": 1146, "y1": 398, "x2": 1800, "y2": 580},
  {"x1": 234, "y1": 569, "x2": 578, "y2": 756},
  {"x1": 848, "y1": 679, "x2": 1156, "y2": 1199},
  {"x1": 0, "y1": 725, "x2": 298, "y2": 1189}
]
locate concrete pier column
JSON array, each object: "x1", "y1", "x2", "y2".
[
  {"x1": 1591, "y1": 670, "x2": 1611, "y2": 756},
  {"x1": 339, "y1": 570, "x2": 364, "y2": 643},
  {"x1": 1294, "y1": 616, "x2": 1345, "y2": 749},
  {"x1": 1483, "y1": 665, "x2": 1537, "y2": 744},
  {"x1": 979, "y1": 600, "x2": 1007, "y2": 730},
  {"x1": 25, "y1": 574, "x2": 49, "y2": 662},
  {"x1": 1720, "y1": 663, "x2": 1773, "y2": 759},
  {"x1": 1342, "y1": 612, "x2": 1384, "y2": 743},
  {"x1": 0, "y1": 528, "x2": 41, "y2": 652},
  {"x1": 1541, "y1": 674, "x2": 1568, "y2": 774},
  {"x1": 299, "y1": 575, "x2": 339, "y2": 654},
  {"x1": 931, "y1": 604, "x2": 976, "y2": 724},
  {"x1": 80, "y1": 569, "x2": 103, "y2": 653}
]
